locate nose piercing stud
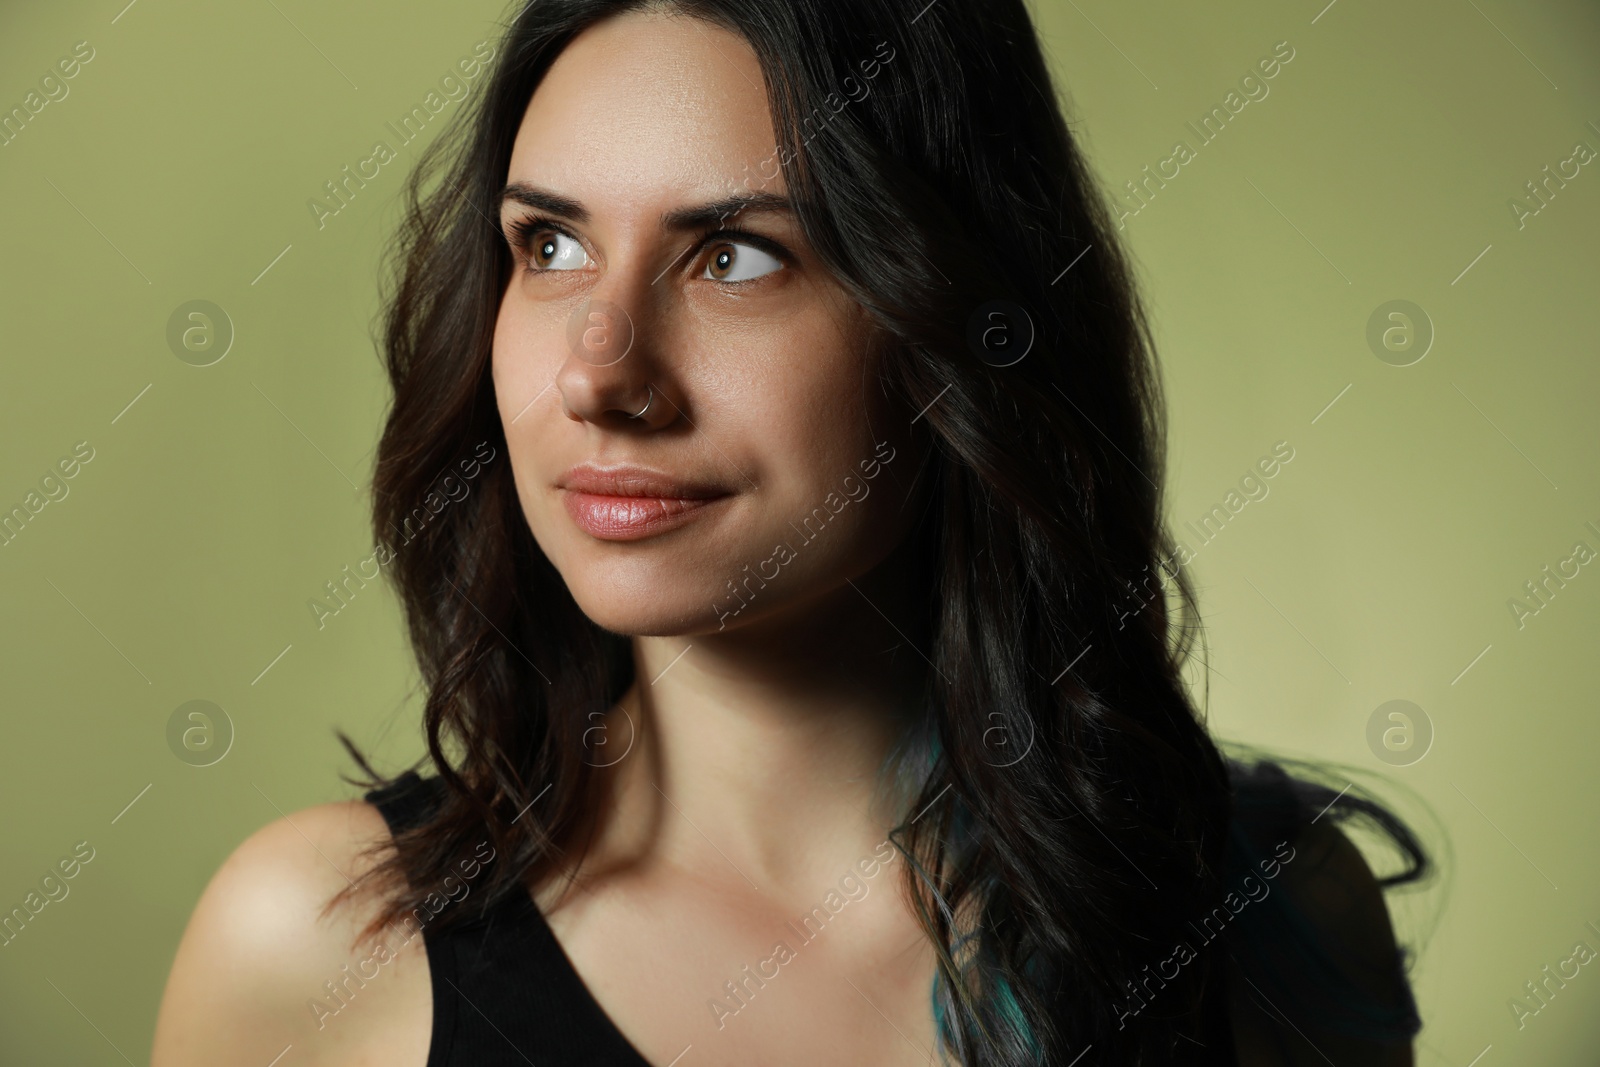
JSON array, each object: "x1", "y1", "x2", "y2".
[{"x1": 620, "y1": 382, "x2": 652, "y2": 419}]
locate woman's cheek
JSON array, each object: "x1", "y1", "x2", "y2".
[{"x1": 494, "y1": 297, "x2": 560, "y2": 380}]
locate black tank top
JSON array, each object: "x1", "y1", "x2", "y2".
[
  {"x1": 365, "y1": 771, "x2": 653, "y2": 1066},
  {"x1": 365, "y1": 765, "x2": 1417, "y2": 1065}
]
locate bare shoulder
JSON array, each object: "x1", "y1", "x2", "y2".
[
  {"x1": 151, "y1": 799, "x2": 432, "y2": 1067},
  {"x1": 1228, "y1": 819, "x2": 1417, "y2": 1066}
]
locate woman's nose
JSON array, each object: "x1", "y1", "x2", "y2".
[{"x1": 555, "y1": 293, "x2": 674, "y2": 428}]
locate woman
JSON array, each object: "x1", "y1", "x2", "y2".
[{"x1": 152, "y1": 1, "x2": 1431, "y2": 1063}]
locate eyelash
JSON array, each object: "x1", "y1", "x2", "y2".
[{"x1": 504, "y1": 214, "x2": 791, "y2": 282}]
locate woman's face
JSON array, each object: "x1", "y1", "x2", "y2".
[{"x1": 492, "y1": 10, "x2": 920, "y2": 638}]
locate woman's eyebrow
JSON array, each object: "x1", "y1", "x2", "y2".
[
  {"x1": 661, "y1": 191, "x2": 791, "y2": 230},
  {"x1": 499, "y1": 182, "x2": 791, "y2": 230},
  {"x1": 501, "y1": 181, "x2": 588, "y2": 221}
]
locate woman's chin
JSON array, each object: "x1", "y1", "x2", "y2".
[{"x1": 567, "y1": 589, "x2": 728, "y2": 639}]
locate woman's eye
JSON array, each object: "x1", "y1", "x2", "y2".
[
  {"x1": 703, "y1": 241, "x2": 783, "y2": 282},
  {"x1": 528, "y1": 231, "x2": 587, "y2": 271}
]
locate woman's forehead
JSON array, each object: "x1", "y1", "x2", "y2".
[{"x1": 507, "y1": 11, "x2": 782, "y2": 214}]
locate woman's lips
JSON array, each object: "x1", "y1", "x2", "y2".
[
  {"x1": 557, "y1": 464, "x2": 732, "y2": 541},
  {"x1": 560, "y1": 489, "x2": 729, "y2": 541}
]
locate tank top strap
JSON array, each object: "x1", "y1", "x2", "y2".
[
  {"x1": 364, "y1": 769, "x2": 446, "y2": 838},
  {"x1": 1220, "y1": 757, "x2": 1423, "y2": 1044},
  {"x1": 362, "y1": 771, "x2": 531, "y2": 926},
  {"x1": 362, "y1": 770, "x2": 652, "y2": 1065}
]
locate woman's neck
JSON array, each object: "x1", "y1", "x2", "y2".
[{"x1": 587, "y1": 548, "x2": 930, "y2": 903}]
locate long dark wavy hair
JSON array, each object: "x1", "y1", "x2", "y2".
[{"x1": 335, "y1": 0, "x2": 1434, "y2": 1063}]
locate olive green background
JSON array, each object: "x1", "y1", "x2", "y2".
[{"x1": 1, "y1": 0, "x2": 1596, "y2": 1062}]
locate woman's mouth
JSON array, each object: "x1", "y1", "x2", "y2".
[{"x1": 557, "y1": 464, "x2": 732, "y2": 542}]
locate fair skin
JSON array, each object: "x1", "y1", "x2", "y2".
[{"x1": 151, "y1": 11, "x2": 1410, "y2": 1067}]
